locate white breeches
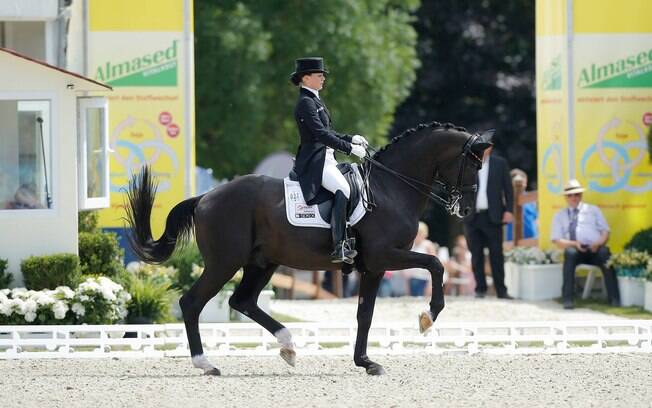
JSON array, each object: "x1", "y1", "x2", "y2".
[{"x1": 321, "y1": 149, "x2": 350, "y2": 198}]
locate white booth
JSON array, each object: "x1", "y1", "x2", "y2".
[{"x1": 0, "y1": 48, "x2": 112, "y2": 286}]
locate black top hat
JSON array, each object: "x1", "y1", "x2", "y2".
[{"x1": 290, "y1": 57, "x2": 329, "y2": 85}]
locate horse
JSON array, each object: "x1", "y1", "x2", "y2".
[{"x1": 125, "y1": 121, "x2": 491, "y2": 376}]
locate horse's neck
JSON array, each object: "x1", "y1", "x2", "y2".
[
  {"x1": 372, "y1": 130, "x2": 458, "y2": 215},
  {"x1": 378, "y1": 130, "x2": 456, "y2": 184}
]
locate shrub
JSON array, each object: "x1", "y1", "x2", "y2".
[
  {"x1": 0, "y1": 258, "x2": 12, "y2": 289},
  {"x1": 78, "y1": 210, "x2": 99, "y2": 233},
  {"x1": 164, "y1": 244, "x2": 203, "y2": 293},
  {"x1": 624, "y1": 227, "x2": 652, "y2": 255},
  {"x1": 124, "y1": 275, "x2": 177, "y2": 323},
  {"x1": 78, "y1": 231, "x2": 124, "y2": 278},
  {"x1": 0, "y1": 277, "x2": 130, "y2": 325},
  {"x1": 21, "y1": 254, "x2": 81, "y2": 291}
]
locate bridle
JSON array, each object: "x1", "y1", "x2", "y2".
[{"x1": 361, "y1": 133, "x2": 484, "y2": 216}]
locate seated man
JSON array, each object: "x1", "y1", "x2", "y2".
[{"x1": 551, "y1": 179, "x2": 620, "y2": 309}]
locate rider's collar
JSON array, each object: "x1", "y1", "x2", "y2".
[{"x1": 301, "y1": 85, "x2": 320, "y2": 99}]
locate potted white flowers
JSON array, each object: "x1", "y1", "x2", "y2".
[
  {"x1": 504, "y1": 247, "x2": 563, "y2": 300},
  {"x1": 644, "y1": 259, "x2": 652, "y2": 313},
  {"x1": 607, "y1": 250, "x2": 650, "y2": 307},
  {"x1": 0, "y1": 277, "x2": 130, "y2": 325}
]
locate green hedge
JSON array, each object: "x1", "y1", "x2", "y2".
[
  {"x1": 625, "y1": 227, "x2": 652, "y2": 255},
  {"x1": 78, "y1": 210, "x2": 99, "y2": 233},
  {"x1": 78, "y1": 231, "x2": 124, "y2": 278},
  {"x1": 21, "y1": 253, "x2": 81, "y2": 290},
  {"x1": 0, "y1": 258, "x2": 12, "y2": 289}
]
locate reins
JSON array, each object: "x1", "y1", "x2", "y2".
[{"x1": 359, "y1": 133, "x2": 482, "y2": 214}]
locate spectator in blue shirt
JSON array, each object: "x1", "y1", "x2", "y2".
[{"x1": 551, "y1": 179, "x2": 620, "y2": 309}]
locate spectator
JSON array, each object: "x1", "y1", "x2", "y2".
[
  {"x1": 463, "y1": 141, "x2": 514, "y2": 299},
  {"x1": 403, "y1": 222, "x2": 438, "y2": 296},
  {"x1": 551, "y1": 179, "x2": 620, "y2": 309},
  {"x1": 445, "y1": 235, "x2": 475, "y2": 296}
]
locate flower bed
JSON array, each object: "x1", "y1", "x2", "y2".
[{"x1": 0, "y1": 277, "x2": 130, "y2": 325}]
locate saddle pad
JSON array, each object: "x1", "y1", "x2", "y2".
[{"x1": 284, "y1": 168, "x2": 367, "y2": 229}]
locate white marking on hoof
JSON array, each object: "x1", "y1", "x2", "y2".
[
  {"x1": 419, "y1": 310, "x2": 434, "y2": 334},
  {"x1": 192, "y1": 354, "x2": 220, "y2": 375},
  {"x1": 274, "y1": 328, "x2": 294, "y2": 349},
  {"x1": 280, "y1": 347, "x2": 296, "y2": 367}
]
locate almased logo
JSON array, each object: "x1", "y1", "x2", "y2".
[
  {"x1": 542, "y1": 55, "x2": 562, "y2": 91},
  {"x1": 578, "y1": 47, "x2": 652, "y2": 88},
  {"x1": 95, "y1": 41, "x2": 178, "y2": 87}
]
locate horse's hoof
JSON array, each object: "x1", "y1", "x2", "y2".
[
  {"x1": 280, "y1": 347, "x2": 296, "y2": 367},
  {"x1": 365, "y1": 363, "x2": 386, "y2": 376},
  {"x1": 419, "y1": 310, "x2": 433, "y2": 334},
  {"x1": 203, "y1": 367, "x2": 221, "y2": 376}
]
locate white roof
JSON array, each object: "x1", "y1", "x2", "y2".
[{"x1": 0, "y1": 47, "x2": 112, "y2": 92}]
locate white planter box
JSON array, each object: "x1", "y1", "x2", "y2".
[
  {"x1": 644, "y1": 281, "x2": 652, "y2": 312},
  {"x1": 504, "y1": 262, "x2": 520, "y2": 298},
  {"x1": 504, "y1": 263, "x2": 562, "y2": 301},
  {"x1": 617, "y1": 277, "x2": 645, "y2": 307},
  {"x1": 233, "y1": 290, "x2": 275, "y2": 322},
  {"x1": 199, "y1": 290, "x2": 233, "y2": 323}
]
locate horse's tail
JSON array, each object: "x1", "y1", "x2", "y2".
[{"x1": 125, "y1": 166, "x2": 203, "y2": 264}]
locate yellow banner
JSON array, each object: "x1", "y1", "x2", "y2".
[
  {"x1": 88, "y1": 0, "x2": 195, "y2": 239},
  {"x1": 537, "y1": 0, "x2": 652, "y2": 251},
  {"x1": 573, "y1": 33, "x2": 652, "y2": 250}
]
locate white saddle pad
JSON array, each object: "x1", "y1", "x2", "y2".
[{"x1": 284, "y1": 165, "x2": 368, "y2": 229}]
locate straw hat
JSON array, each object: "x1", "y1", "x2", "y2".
[{"x1": 562, "y1": 179, "x2": 585, "y2": 195}]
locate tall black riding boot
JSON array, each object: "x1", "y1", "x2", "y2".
[{"x1": 330, "y1": 191, "x2": 357, "y2": 264}]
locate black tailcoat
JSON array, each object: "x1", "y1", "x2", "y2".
[{"x1": 293, "y1": 87, "x2": 353, "y2": 204}]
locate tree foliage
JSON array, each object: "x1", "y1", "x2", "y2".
[
  {"x1": 390, "y1": 0, "x2": 535, "y2": 245},
  {"x1": 392, "y1": 0, "x2": 536, "y2": 180},
  {"x1": 195, "y1": 0, "x2": 420, "y2": 178}
]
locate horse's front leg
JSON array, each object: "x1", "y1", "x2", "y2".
[
  {"x1": 353, "y1": 270, "x2": 385, "y2": 375},
  {"x1": 375, "y1": 248, "x2": 445, "y2": 334}
]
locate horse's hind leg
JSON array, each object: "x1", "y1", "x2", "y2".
[
  {"x1": 179, "y1": 264, "x2": 238, "y2": 375},
  {"x1": 229, "y1": 264, "x2": 296, "y2": 366}
]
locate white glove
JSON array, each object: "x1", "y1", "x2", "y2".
[
  {"x1": 350, "y1": 144, "x2": 366, "y2": 158},
  {"x1": 352, "y1": 135, "x2": 369, "y2": 147}
]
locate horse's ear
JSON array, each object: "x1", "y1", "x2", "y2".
[
  {"x1": 471, "y1": 141, "x2": 492, "y2": 155},
  {"x1": 471, "y1": 129, "x2": 494, "y2": 154},
  {"x1": 479, "y1": 129, "x2": 495, "y2": 143}
]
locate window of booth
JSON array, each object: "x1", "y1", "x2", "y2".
[
  {"x1": 0, "y1": 99, "x2": 53, "y2": 211},
  {"x1": 77, "y1": 97, "x2": 109, "y2": 210}
]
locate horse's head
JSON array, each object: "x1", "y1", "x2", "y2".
[{"x1": 433, "y1": 129, "x2": 492, "y2": 218}]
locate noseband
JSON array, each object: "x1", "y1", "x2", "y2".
[{"x1": 363, "y1": 133, "x2": 483, "y2": 216}]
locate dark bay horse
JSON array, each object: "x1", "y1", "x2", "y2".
[{"x1": 125, "y1": 121, "x2": 491, "y2": 376}]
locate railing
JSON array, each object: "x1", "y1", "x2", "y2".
[{"x1": 1, "y1": 320, "x2": 651, "y2": 359}]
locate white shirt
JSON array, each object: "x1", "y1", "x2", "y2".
[
  {"x1": 301, "y1": 85, "x2": 319, "y2": 99},
  {"x1": 551, "y1": 202, "x2": 609, "y2": 245},
  {"x1": 475, "y1": 157, "x2": 490, "y2": 210}
]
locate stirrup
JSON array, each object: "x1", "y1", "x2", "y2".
[{"x1": 330, "y1": 243, "x2": 354, "y2": 264}]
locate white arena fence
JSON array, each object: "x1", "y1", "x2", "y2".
[{"x1": 1, "y1": 320, "x2": 651, "y2": 359}]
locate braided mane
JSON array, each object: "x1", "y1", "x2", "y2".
[{"x1": 372, "y1": 121, "x2": 468, "y2": 160}]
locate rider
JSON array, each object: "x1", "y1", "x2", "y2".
[{"x1": 290, "y1": 57, "x2": 368, "y2": 264}]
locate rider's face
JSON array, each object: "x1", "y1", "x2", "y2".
[{"x1": 302, "y1": 73, "x2": 325, "y2": 90}]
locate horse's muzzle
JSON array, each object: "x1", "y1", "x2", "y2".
[{"x1": 462, "y1": 206, "x2": 472, "y2": 217}]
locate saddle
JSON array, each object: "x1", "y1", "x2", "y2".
[{"x1": 284, "y1": 163, "x2": 367, "y2": 229}]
